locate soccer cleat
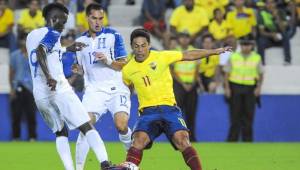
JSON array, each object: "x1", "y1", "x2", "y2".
[{"x1": 101, "y1": 161, "x2": 113, "y2": 170}]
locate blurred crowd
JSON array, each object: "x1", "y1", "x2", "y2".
[{"x1": 0, "y1": 0, "x2": 299, "y2": 141}]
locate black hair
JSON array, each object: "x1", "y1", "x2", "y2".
[
  {"x1": 42, "y1": 2, "x2": 69, "y2": 19},
  {"x1": 213, "y1": 8, "x2": 222, "y2": 16},
  {"x1": 130, "y1": 28, "x2": 150, "y2": 45},
  {"x1": 201, "y1": 34, "x2": 215, "y2": 42},
  {"x1": 85, "y1": 3, "x2": 103, "y2": 16}
]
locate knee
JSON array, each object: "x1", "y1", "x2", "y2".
[
  {"x1": 78, "y1": 122, "x2": 93, "y2": 135},
  {"x1": 173, "y1": 131, "x2": 191, "y2": 152},
  {"x1": 55, "y1": 126, "x2": 68, "y2": 137},
  {"x1": 115, "y1": 121, "x2": 128, "y2": 134},
  {"x1": 114, "y1": 112, "x2": 129, "y2": 134},
  {"x1": 132, "y1": 133, "x2": 149, "y2": 150}
]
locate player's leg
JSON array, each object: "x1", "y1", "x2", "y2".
[
  {"x1": 77, "y1": 122, "x2": 111, "y2": 169},
  {"x1": 125, "y1": 131, "x2": 150, "y2": 167},
  {"x1": 125, "y1": 108, "x2": 162, "y2": 167},
  {"x1": 162, "y1": 106, "x2": 202, "y2": 170},
  {"x1": 55, "y1": 125, "x2": 75, "y2": 170},
  {"x1": 114, "y1": 112, "x2": 132, "y2": 150},
  {"x1": 55, "y1": 91, "x2": 109, "y2": 169},
  {"x1": 110, "y1": 93, "x2": 132, "y2": 150},
  {"x1": 76, "y1": 112, "x2": 97, "y2": 170},
  {"x1": 75, "y1": 91, "x2": 108, "y2": 169},
  {"x1": 172, "y1": 130, "x2": 202, "y2": 170},
  {"x1": 36, "y1": 98, "x2": 74, "y2": 170}
]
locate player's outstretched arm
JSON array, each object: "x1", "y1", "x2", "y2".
[
  {"x1": 110, "y1": 58, "x2": 128, "y2": 71},
  {"x1": 36, "y1": 45, "x2": 57, "y2": 91},
  {"x1": 95, "y1": 52, "x2": 127, "y2": 71},
  {"x1": 182, "y1": 46, "x2": 232, "y2": 61},
  {"x1": 65, "y1": 42, "x2": 87, "y2": 52}
]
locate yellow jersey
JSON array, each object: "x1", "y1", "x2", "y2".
[
  {"x1": 76, "y1": 11, "x2": 109, "y2": 31},
  {"x1": 208, "y1": 20, "x2": 231, "y2": 40},
  {"x1": 0, "y1": 8, "x2": 14, "y2": 34},
  {"x1": 226, "y1": 7, "x2": 257, "y2": 38},
  {"x1": 122, "y1": 50, "x2": 183, "y2": 109},
  {"x1": 18, "y1": 9, "x2": 45, "y2": 33},
  {"x1": 169, "y1": 5, "x2": 209, "y2": 36},
  {"x1": 195, "y1": 0, "x2": 229, "y2": 19},
  {"x1": 199, "y1": 54, "x2": 219, "y2": 78}
]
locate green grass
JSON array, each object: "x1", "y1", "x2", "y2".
[{"x1": 0, "y1": 142, "x2": 299, "y2": 170}]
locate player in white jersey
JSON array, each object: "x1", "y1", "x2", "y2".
[
  {"x1": 26, "y1": 3, "x2": 113, "y2": 170},
  {"x1": 75, "y1": 3, "x2": 132, "y2": 170}
]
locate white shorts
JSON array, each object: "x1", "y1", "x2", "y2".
[
  {"x1": 82, "y1": 91, "x2": 131, "y2": 121},
  {"x1": 35, "y1": 91, "x2": 90, "y2": 133}
]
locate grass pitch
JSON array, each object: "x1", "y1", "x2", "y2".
[{"x1": 0, "y1": 142, "x2": 299, "y2": 170}]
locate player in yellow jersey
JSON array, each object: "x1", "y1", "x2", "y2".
[{"x1": 119, "y1": 28, "x2": 231, "y2": 170}]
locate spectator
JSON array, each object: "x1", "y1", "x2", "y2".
[
  {"x1": 171, "y1": 31, "x2": 199, "y2": 142},
  {"x1": 282, "y1": 0, "x2": 298, "y2": 38},
  {"x1": 169, "y1": 0, "x2": 209, "y2": 42},
  {"x1": 209, "y1": 8, "x2": 231, "y2": 45},
  {"x1": 141, "y1": 0, "x2": 166, "y2": 40},
  {"x1": 198, "y1": 34, "x2": 220, "y2": 93},
  {"x1": 0, "y1": 0, "x2": 13, "y2": 96},
  {"x1": 167, "y1": 35, "x2": 178, "y2": 50},
  {"x1": 226, "y1": 0, "x2": 257, "y2": 39},
  {"x1": 55, "y1": 0, "x2": 76, "y2": 35},
  {"x1": 297, "y1": 0, "x2": 300, "y2": 26},
  {"x1": 224, "y1": 35, "x2": 264, "y2": 142},
  {"x1": 195, "y1": 0, "x2": 229, "y2": 19},
  {"x1": 0, "y1": 0, "x2": 14, "y2": 49},
  {"x1": 9, "y1": 34, "x2": 37, "y2": 141},
  {"x1": 17, "y1": 0, "x2": 45, "y2": 36},
  {"x1": 76, "y1": 0, "x2": 109, "y2": 33},
  {"x1": 257, "y1": 0, "x2": 291, "y2": 65}
]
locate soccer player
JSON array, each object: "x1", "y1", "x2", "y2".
[
  {"x1": 120, "y1": 28, "x2": 232, "y2": 170},
  {"x1": 26, "y1": 3, "x2": 111, "y2": 170},
  {"x1": 75, "y1": 3, "x2": 132, "y2": 170}
]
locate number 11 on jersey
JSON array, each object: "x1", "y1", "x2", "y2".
[{"x1": 142, "y1": 76, "x2": 151, "y2": 86}]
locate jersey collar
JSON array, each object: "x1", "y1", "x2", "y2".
[{"x1": 82, "y1": 28, "x2": 104, "y2": 37}]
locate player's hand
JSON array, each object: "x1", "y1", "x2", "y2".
[
  {"x1": 47, "y1": 77, "x2": 57, "y2": 91},
  {"x1": 10, "y1": 90, "x2": 17, "y2": 100},
  {"x1": 254, "y1": 87, "x2": 261, "y2": 97},
  {"x1": 95, "y1": 52, "x2": 107, "y2": 62},
  {"x1": 95, "y1": 52, "x2": 113, "y2": 65},
  {"x1": 71, "y1": 64, "x2": 83, "y2": 75},
  {"x1": 224, "y1": 87, "x2": 231, "y2": 98},
  {"x1": 66, "y1": 42, "x2": 88, "y2": 52},
  {"x1": 215, "y1": 46, "x2": 233, "y2": 54},
  {"x1": 208, "y1": 81, "x2": 218, "y2": 93}
]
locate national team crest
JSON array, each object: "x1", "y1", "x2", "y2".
[{"x1": 149, "y1": 62, "x2": 157, "y2": 70}]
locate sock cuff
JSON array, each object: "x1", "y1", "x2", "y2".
[
  {"x1": 182, "y1": 146, "x2": 197, "y2": 161},
  {"x1": 56, "y1": 136, "x2": 68, "y2": 141},
  {"x1": 119, "y1": 128, "x2": 132, "y2": 137},
  {"x1": 126, "y1": 147, "x2": 143, "y2": 166}
]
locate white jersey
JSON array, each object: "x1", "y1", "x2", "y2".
[
  {"x1": 76, "y1": 27, "x2": 129, "y2": 94},
  {"x1": 26, "y1": 27, "x2": 72, "y2": 100}
]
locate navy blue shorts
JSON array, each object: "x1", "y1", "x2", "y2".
[{"x1": 133, "y1": 105, "x2": 189, "y2": 149}]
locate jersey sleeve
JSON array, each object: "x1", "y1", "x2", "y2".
[
  {"x1": 161, "y1": 51, "x2": 183, "y2": 65},
  {"x1": 114, "y1": 32, "x2": 127, "y2": 60},
  {"x1": 122, "y1": 68, "x2": 131, "y2": 86},
  {"x1": 39, "y1": 29, "x2": 60, "y2": 52}
]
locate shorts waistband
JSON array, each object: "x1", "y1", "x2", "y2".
[{"x1": 138, "y1": 104, "x2": 176, "y2": 114}]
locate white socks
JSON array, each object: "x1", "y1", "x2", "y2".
[
  {"x1": 75, "y1": 132, "x2": 90, "y2": 170},
  {"x1": 76, "y1": 130, "x2": 108, "y2": 169},
  {"x1": 119, "y1": 128, "x2": 132, "y2": 151},
  {"x1": 56, "y1": 136, "x2": 74, "y2": 170}
]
